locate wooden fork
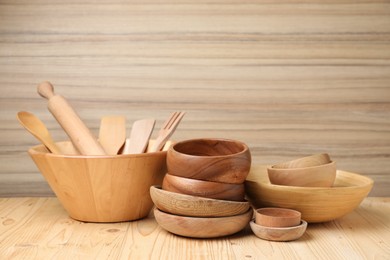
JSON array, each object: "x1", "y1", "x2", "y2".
[{"x1": 149, "y1": 111, "x2": 185, "y2": 152}]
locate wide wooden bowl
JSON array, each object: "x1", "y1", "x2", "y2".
[
  {"x1": 162, "y1": 173, "x2": 245, "y2": 201},
  {"x1": 267, "y1": 161, "x2": 337, "y2": 187},
  {"x1": 272, "y1": 153, "x2": 331, "y2": 169},
  {"x1": 245, "y1": 165, "x2": 374, "y2": 223},
  {"x1": 150, "y1": 185, "x2": 250, "y2": 217},
  {"x1": 154, "y1": 207, "x2": 253, "y2": 238},
  {"x1": 28, "y1": 140, "x2": 170, "y2": 222},
  {"x1": 167, "y1": 138, "x2": 251, "y2": 184}
]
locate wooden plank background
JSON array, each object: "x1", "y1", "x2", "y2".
[{"x1": 0, "y1": 0, "x2": 389, "y2": 196}]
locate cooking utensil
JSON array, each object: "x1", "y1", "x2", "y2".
[
  {"x1": 98, "y1": 116, "x2": 126, "y2": 155},
  {"x1": 17, "y1": 111, "x2": 61, "y2": 154},
  {"x1": 123, "y1": 118, "x2": 155, "y2": 154},
  {"x1": 149, "y1": 112, "x2": 185, "y2": 152},
  {"x1": 37, "y1": 81, "x2": 106, "y2": 155}
]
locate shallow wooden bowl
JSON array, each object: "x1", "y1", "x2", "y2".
[
  {"x1": 272, "y1": 153, "x2": 331, "y2": 169},
  {"x1": 28, "y1": 140, "x2": 171, "y2": 222},
  {"x1": 250, "y1": 220, "x2": 307, "y2": 242},
  {"x1": 255, "y1": 207, "x2": 301, "y2": 228},
  {"x1": 154, "y1": 207, "x2": 253, "y2": 238},
  {"x1": 245, "y1": 165, "x2": 374, "y2": 223},
  {"x1": 167, "y1": 138, "x2": 251, "y2": 184},
  {"x1": 150, "y1": 185, "x2": 250, "y2": 217},
  {"x1": 162, "y1": 173, "x2": 245, "y2": 201},
  {"x1": 267, "y1": 161, "x2": 337, "y2": 187}
]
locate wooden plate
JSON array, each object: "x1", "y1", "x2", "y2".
[
  {"x1": 154, "y1": 207, "x2": 253, "y2": 238},
  {"x1": 150, "y1": 185, "x2": 250, "y2": 217}
]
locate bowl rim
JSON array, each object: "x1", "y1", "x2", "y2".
[
  {"x1": 247, "y1": 166, "x2": 374, "y2": 191},
  {"x1": 250, "y1": 219, "x2": 308, "y2": 231},
  {"x1": 268, "y1": 161, "x2": 336, "y2": 171},
  {"x1": 28, "y1": 141, "x2": 168, "y2": 159},
  {"x1": 169, "y1": 138, "x2": 249, "y2": 159}
]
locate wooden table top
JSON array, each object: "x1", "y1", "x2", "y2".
[{"x1": 0, "y1": 197, "x2": 389, "y2": 259}]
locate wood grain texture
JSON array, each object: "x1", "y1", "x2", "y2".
[
  {"x1": 0, "y1": 197, "x2": 389, "y2": 259},
  {"x1": 0, "y1": 0, "x2": 389, "y2": 196}
]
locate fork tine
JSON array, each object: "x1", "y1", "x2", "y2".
[
  {"x1": 162, "y1": 112, "x2": 178, "y2": 129},
  {"x1": 168, "y1": 111, "x2": 185, "y2": 130},
  {"x1": 166, "y1": 112, "x2": 181, "y2": 129}
]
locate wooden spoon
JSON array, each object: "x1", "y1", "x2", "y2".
[
  {"x1": 98, "y1": 116, "x2": 126, "y2": 155},
  {"x1": 122, "y1": 118, "x2": 155, "y2": 154},
  {"x1": 17, "y1": 111, "x2": 61, "y2": 154}
]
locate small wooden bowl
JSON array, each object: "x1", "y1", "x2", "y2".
[
  {"x1": 250, "y1": 220, "x2": 307, "y2": 242},
  {"x1": 167, "y1": 138, "x2": 251, "y2": 184},
  {"x1": 245, "y1": 165, "x2": 374, "y2": 223},
  {"x1": 162, "y1": 173, "x2": 245, "y2": 201},
  {"x1": 150, "y1": 185, "x2": 250, "y2": 217},
  {"x1": 267, "y1": 161, "x2": 337, "y2": 187},
  {"x1": 28, "y1": 140, "x2": 170, "y2": 222},
  {"x1": 255, "y1": 208, "x2": 301, "y2": 227},
  {"x1": 272, "y1": 153, "x2": 331, "y2": 169},
  {"x1": 154, "y1": 208, "x2": 253, "y2": 238}
]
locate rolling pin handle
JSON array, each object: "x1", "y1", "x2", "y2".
[{"x1": 37, "y1": 81, "x2": 55, "y2": 99}]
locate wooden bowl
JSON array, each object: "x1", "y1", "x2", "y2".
[
  {"x1": 154, "y1": 207, "x2": 253, "y2": 238},
  {"x1": 150, "y1": 185, "x2": 250, "y2": 217},
  {"x1": 167, "y1": 138, "x2": 251, "y2": 184},
  {"x1": 28, "y1": 140, "x2": 171, "y2": 222},
  {"x1": 267, "y1": 161, "x2": 337, "y2": 187},
  {"x1": 272, "y1": 153, "x2": 331, "y2": 169},
  {"x1": 245, "y1": 165, "x2": 374, "y2": 223},
  {"x1": 255, "y1": 208, "x2": 301, "y2": 227},
  {"x1": 162, "y1": 173, "x2": 245, "y2": 201},
  {"x1": 250, "y1": 220, "x2": 307, "y2": 242}
]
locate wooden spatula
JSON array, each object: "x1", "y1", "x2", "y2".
[
  {"x1": 98, "y1": 116, "x2": 126, "y2": 155},
  {"x1": 123, "y1": 118, "x2": 155, "y2": 154}
]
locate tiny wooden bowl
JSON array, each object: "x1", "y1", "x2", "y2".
[
  {"x1": 272, "y1": 153, "x2": 331, "y2": 169},
  {"x1": 154, "y1": 207, "x2": 253, "y2": 238},
  {"x1": 162, "y1": 173, "x2": 245, "y2": 201},
  {"x1": 250, "y1": 220, "x2": 307, "y2": 242},
  {"x1": 150, "y1": 185, "x2": 250, "y2": 217},
  {"x1": 245, "y1": 165, "x2": 374, "y2": 223},
  {"x1": 255, "y1": 208, "x2": 301, "y2": 227},
  {"x1": 167, "y1": 138, "x2": 251, "y2": 184},
  {"x1": 267, "y1": 161, "x2": 337, "y2": 187},
  {"x1": 28, "y1": 140, "x2": 170, "y2": 223}
]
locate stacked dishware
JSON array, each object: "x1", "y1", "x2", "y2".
[{"x1": 151, "y1": 138, "x2": 253, "y2": 238}]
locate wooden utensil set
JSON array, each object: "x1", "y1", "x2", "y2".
[
  {"x1": 18, "y1": 82, "x2": 371, "y2": 242},
  {"x1": 18, "y1": 81, "x2": 184, "y2": 156}
]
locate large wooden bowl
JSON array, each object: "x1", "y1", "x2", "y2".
[
  {"x1": 28, "y1": 140, "x2": 170, "y2": 222},
  {"x1": 167, "y1": 138, "x2": 251, "y2": 184},
  {"x1": 162, "y1": 173, "x2": 245, "y2": 201},
  {"x1": 154, "y1": 207, "x2": 253, "y2": 238},
  {"x1": 150, "y1": 185, "x2": 250, "y2": 217},
  {"x1": 245, "y1": 165, "x2": 374, "y2": 223}
]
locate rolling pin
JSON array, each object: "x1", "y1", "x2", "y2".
[{"x1": 37, "y1": 81, "x2": 106, "y2": 155}]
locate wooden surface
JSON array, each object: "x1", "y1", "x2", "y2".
[
  {"x1": 0, "y1": 1, "x2": 389, "y2": 196},
  {"x1": 0, "y1": 197, "x2": 389, "y2": 259}
]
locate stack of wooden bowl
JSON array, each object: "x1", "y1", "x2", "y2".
[{"x1": 151, "y1": 138, "x2": 253, "y2": 238}]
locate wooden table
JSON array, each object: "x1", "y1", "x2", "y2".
[{"x1": 0, "y1": 197, "x2": 389, "y2": 259}]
